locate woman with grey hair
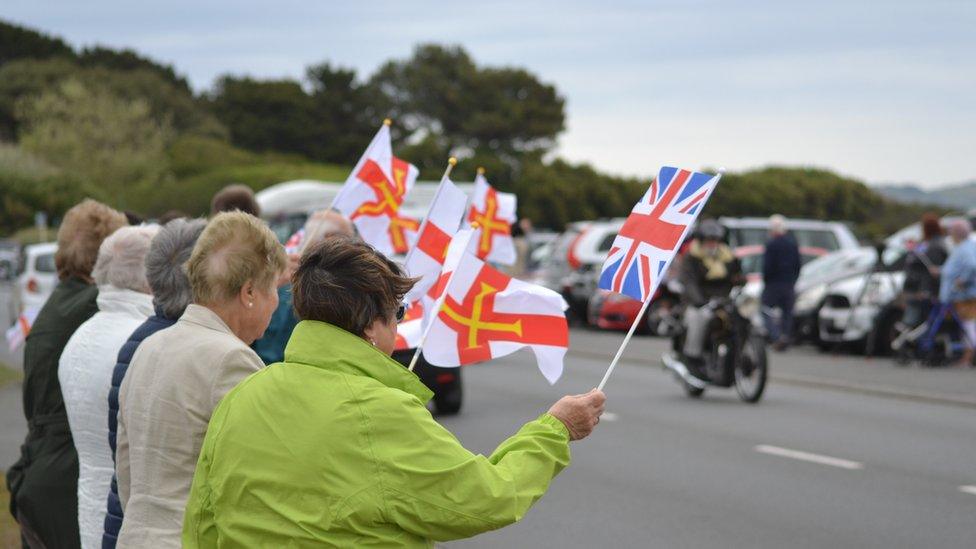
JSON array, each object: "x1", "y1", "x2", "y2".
[
  {"x1": 101, "y1": 217, "x2": 207, "y2": 549},
  {"x1": 58, "y1": 224, "x2": 159, "y2": 549}
]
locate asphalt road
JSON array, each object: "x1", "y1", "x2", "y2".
[
  {"x1": 0, "y1": 284, "x2": 974, "y2": 547},
  {"x1": 441, "y1": 336, "x2": 976, "y2": 548}
]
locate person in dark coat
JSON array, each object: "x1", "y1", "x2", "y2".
[
  {"x1": 762, "y1": 215, "x2": 802, "y2": 351},
  {"x1": 900, "y1": 213, "x2": 948, "y2": 330},
  {"x1": 6, "y1": 199, "x2": 127, "y2": 548},
  {"x1": 101, "y1": 217, "x2": 206, "y2": 548}
]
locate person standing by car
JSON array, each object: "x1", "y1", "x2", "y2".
[
  {"x1": 762, "y1": 215, "x2": 802, "y2": 351},
  {"x1": 679, "y1": 220, "x2": 743, "y2": 378},
  {"x1": 901, "y1": 214, "x2": 948, "y2": 331},
  {"x1": 939, "y1": 219, "x2": 976, "y2": 366}
]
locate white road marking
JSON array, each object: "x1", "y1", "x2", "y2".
[
  {"x1": 754, "y1": 444, "x2": 864, "y2": 470},
  {"x1": 959, "y1": 485, "x2": 976, "y2": 496},
  {"x1": 601, "y1": 412, "x2": 618, "y2": 422}
]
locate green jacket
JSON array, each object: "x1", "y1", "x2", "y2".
[{"x1": 183, "y1": 320, "x2": 571, "y2": 548}]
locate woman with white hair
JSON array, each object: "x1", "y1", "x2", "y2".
[{"x1": 58, "y1": 224, "x2": 159, "y2": 549}]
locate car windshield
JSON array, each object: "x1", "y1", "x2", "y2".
[
  {"x1": 35, "y1": 253, "x2": 56, "y2": 273},
  {"x1": 731, "y1": 227, "x2": 840, "y2": 251},
  {"x1": 598, "y1": 232, "x2": 617, "y2": 253}
]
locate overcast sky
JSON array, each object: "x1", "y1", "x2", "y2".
[{"x1": 6, "y1": 0, "x2": 974, "y2": 188}]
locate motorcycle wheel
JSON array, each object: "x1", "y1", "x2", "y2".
[{"x1": 734, "y1": 335, "x2": 767, "y2": 403}]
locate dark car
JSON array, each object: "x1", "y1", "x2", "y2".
[{"x1": 391, "y1": 349, "x2": 463, "y2": 415}]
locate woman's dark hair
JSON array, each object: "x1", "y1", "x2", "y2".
[
  {"x1": 921, "y1": 213, "x2": 943, "y2": 241},
  {"x1": 210, "y1": 184, "x2": 260, "y2": 217},
  {"x1": 292, "y1": 236, "x2": 417, "y2": 336}
]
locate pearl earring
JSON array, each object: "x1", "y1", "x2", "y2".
[{"x1": 248, "y1": 302, "x2": 254, "y2": 308}]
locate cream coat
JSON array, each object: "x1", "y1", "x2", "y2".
[{"x1": 115, "y1": 304, "x2": 263, "y2": 548}]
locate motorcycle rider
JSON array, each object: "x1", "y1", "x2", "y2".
[{"x1": 677, "y1": 220, "x2": 744, "y2": 380}]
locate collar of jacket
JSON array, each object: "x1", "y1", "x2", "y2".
[
  {"x1": 283, "y1": 320, "x2": 434, "y2": 404},
  {"x1": 179, "y1": 303, "x2": 236, "y2": 338},
  {"x1": 96, "y1": 285, "x2": 155, "y2": 318}
]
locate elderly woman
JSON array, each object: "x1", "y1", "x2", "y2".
[
  {"x1": 253, "y1": 209, "x2": 355, "y2": 364},
  {"x1": 183, "y1": 236, "x2": 605, "y2": 547},
  {"x1": 7, "y1": 199, "x2": 127, "y2": 548},
  {"x1": 101, "y1": 218, "x2": 207, "y2": 549},
  {"x1": 940, "y1": 219, "x2": 976, "y2": 366},
  {"x1": 58, "y1": 225, "x2": 159, "y2": 549},
  {"x1": 115, "y1": 212, "x2": 285, "y2": 548}
]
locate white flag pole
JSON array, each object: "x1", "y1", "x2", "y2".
[
  {"x1": 597, "y1": 294, "x2": 654, "y2": 391},
  {"x1": 407, "y1": 158, "x2": 461, "y2": 372}
]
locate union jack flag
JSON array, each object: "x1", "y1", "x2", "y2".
[{"x1": 598, "y1": 166, "x2": 722, "y2": 302}]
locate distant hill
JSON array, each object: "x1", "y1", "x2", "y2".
[{"x1": 875, "y1": 181, "x2": 976, "y2": 210}]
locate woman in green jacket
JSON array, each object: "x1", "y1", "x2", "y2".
[{"x1": 183, "y1": 235, "x2": 605, "y2": 547}]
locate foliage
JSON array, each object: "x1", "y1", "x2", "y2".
[
  {"x1": 0, "y1": 19, "x2": 73, "y2": 65},
  {"x1": 0, "y1": 58, "x2": 224, "y2": 141},
  {"x1": 17, "y1": 79, "x2": 174, "y2": 211},
  {"x1": 146, "y1": 160, "x2": 350, "y2": 217},
  {"x1": 369, "y1": 44, "x2": 565, "y2": 169},
  {"x1": 701, "y1": 166, "x2": 942, "y2": 240},
  {"x1": 0, "y1": 144, "x2": 93, "y2": 234}
]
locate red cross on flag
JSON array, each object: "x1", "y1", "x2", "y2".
[
  {"x1": 403, "y1": 175, "x2": 469, "y2": 303},
  {"x1": 422, "y1": 249, "x2": 569, "y2": 384},
  {"x1": 332, "y1": 122, "x2": 420, "y2": 256},
  {"x1": 466, "y1": 171, "x2": 517, "y2": 265}
]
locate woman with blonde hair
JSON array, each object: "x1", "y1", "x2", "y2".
[
  {"x1": 58, "y1": 225, "x2": 159, "y2": 549},
  {"x1": 7, "y1": 198, "x2": 127, "y2": 548},
  {"x1": 115, "y1": 211, "x2": 286, "y2": 548}
]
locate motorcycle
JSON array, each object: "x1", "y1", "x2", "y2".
[{"x1": 662, "y1": 288, "x2": 768, "y2": 403}]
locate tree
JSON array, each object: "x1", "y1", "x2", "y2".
[
  {"x1": 17, "y1": 79, "x2": 173, "y2": 210},
  {"x1": 367, "y1": 44, "x2": 565, "y2": 171},
  {"x1": 0, "y1": 59, "x2": 225, "y2": 141},
  {"x1": 0, "y1": 19, "x2": 74, "y2": 65},
  {"x1": 209, "y1": 76, "x2": 317, "y2": 157},
  {"x1": 78, "y1": 46, "x2": 191, "y2": 92},
  {"x1": 305, "y1": 62, "x2": 380, "y2": 162}
]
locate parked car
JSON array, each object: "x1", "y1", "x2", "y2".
[
  {"x1": 0, "y1": 244, "x2": 19, "y2": 281},
  {"x1": 817, "y1": 248, "x2": 907, "y2": 354},
  {"x1": 17, "y1": 242, "x2": 58, "y2": 312},
  {"x1": 792, "y1": 247, "x2": 879, "y2": 342},
  {"x1": 538, "y1": 219, "x2": 625, "y2": 322},
  {"x1": 719, "y1": 217, "x2": 859, "y2": 253},
  {"x1": 390, "y1": 350, "x2": 462, "y2": 415}
]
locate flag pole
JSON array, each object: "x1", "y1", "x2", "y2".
[
  {"x1": 407, "y1": 157, "x2": 459, "y2": 372},
  {"x1": 597, "y1": 294, "x2": 654, "y2": 391}
]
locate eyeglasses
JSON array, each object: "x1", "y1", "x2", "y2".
[{"x1": 395, "y1": 303, "x2": 406, "y2": 323}]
